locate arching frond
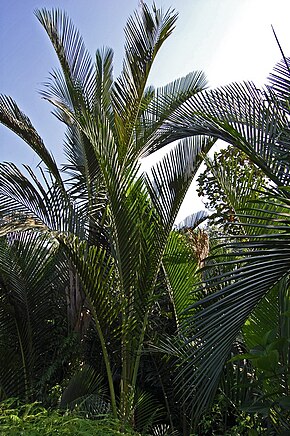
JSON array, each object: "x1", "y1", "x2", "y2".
[
  {"x1": 160, "y1": 82, "x2": 290, "y2": 187},
  {"x1": 139, "y1": 71, "x2": 208, "y2": 157},
  {"x1": 60, "y1": 365, "x2": 109, "y2": 416},
  {"x1": 163, "y1": 231, "x2": 200, "y2": 326},
  {"x1": 174, "y1": 210, "x2": 208, "y2": 231},
  {"x1": 0, "y1": 163, "x2": 83, "y2": 236},
  {"x1": 0, "y1": 96, "x2": 62, "y2": 184},
  {"x1": 268, "y1": 56, "x2": 290, "y2": 110},
  {"x1": 35, "y1": 8, "x2": 95, "y2": 103},
  {"x1": 175, "y1": 188, "x2": 290, "y2": 422},
  {"x1": 146, "y1": 136, "x2": 213, "y2": 231},
  {"x1": 0, "y1": 231, "x2": 67, "y2": 399}
]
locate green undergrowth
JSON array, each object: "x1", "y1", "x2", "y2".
[{"x1": 0, "y1": 400, "x2": 141, "y2": 435}]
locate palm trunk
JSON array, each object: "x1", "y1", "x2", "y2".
[{"x1": 66, "y1": 262, "x2": 86, "y2": 333}]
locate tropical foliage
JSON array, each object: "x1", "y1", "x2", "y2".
[
  {"x1": 1, "y1": 2, "x2": 290, "y2": 435},
  {"x1": 196, "y1": 146, "x2": 268, "y2": 234},
  {"x1": 0, "y1": 399, "x2": 141, "y2": 435},
  {"x1": 161, "y1": 52, "x2": 290, "y2": 432},
  {"x1": 0, "y1": 3, "x2": 210, "y2": 434}
]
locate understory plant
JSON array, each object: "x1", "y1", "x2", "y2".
[{"x1": 0, "y1": 399, "x2": 141, "y2": 435}]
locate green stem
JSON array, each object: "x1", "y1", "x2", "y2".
[
  {"x1": 90, "y1": 307, "x2": 118, "y2": 418},
  {"x1": 131, "y1": 311, "x2": 149, "y2": 392},
  {"x1": 152, "y1": 356, "x2": 175, "y2": 433},
  {"x1": 15, "y1": 319, "x2": 29, "y2": 402},
  {"x1": 120, "y1": 319, "x2": 129, "y2": 423}
]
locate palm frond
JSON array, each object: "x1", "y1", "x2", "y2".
[
  {"x1": 268, "y1": 56, "x2": 290, "y2": 110},
  {"x1": 146, "y1": 136, "x2": 213, "y2": 231},
  {"x1": 93, "y1": 47, "x2": 114, "y2": 118},
  {"x1": 133, "y1": 389, "x2": 165, "y2": 434},
  {"x1": 242, "y1": 282, "x2": 280, "y2": 350},
  {"x1": 163, "y1": 231, "x2": 200, "y2": 326},
  {"x1": 0, "y1": 231, "x2": 67, "y2": 400},
  {"x1": 0, "y1": 163, "x2": 83, "y2": 236},
  {"x1": 139, "y1": 71, "x2": 208, "y2": 157},
  {"x1": 174, "y1": 210, "x2": 208, "y2": 231},
  {"x1": 160, "y1": 81, "x2": 290, "y2": 187},
  {"x1": 112, "y1": 3, "x2": 178, "y2": 154},
  {"x1": 174, "y1": 188, "x2": 290, "y2": 421},
  {"x1": 35, "y1": 8, "x2": 94, "y2": 104},
  {"x1": 0, "y1": 96, "x2": 62, "y2": 183},
  {"x1": 62, "y1": 124, "x2": 107, "y2": 218},
  {"x1": 60, "y1": 236, "x2": 119, "y2": 327},
  {"x1": 60, "y1": 365, "x2": 110, "y2": 416}
]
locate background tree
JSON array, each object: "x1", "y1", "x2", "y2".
[{"x1": 196, "y1": 146, "x2": 268, "y2": 234}]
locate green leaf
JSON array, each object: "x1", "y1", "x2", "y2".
[
  {"x1": 256, "y1": 350, "x2": 279, "y2": 372},
  {"x1": 278, "y1": 396, "x2": 290, "y2": 410}
]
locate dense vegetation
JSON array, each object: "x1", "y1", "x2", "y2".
[
  {"x1": 0, "y1": 3, "x2": 289, "y2": 435},
  {"x1": 0, "y1": 399, "x2": 141, "y2": 435}
]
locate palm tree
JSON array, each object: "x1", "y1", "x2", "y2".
[
  {"x1": 162, "y1": 55, "x2": 290, "y2": 427},
  {"x1": 0, "y1": 3, "x2": 212, "y2": 426}
]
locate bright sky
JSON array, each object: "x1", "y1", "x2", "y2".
[{"x1": 1, "y1": 0, "x2": 290, "y2": 222}]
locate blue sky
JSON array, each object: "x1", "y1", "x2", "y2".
[{"x1": 1, "y1": 0, "x2": 290, "y2": 219}]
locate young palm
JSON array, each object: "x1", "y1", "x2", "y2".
[{"x1": 0, "y1": 3, "x2": 211, "y2": 425}]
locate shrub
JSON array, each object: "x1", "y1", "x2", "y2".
[{"x1": 0, "y1": 400, "x2": 140, "y2": 435}]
